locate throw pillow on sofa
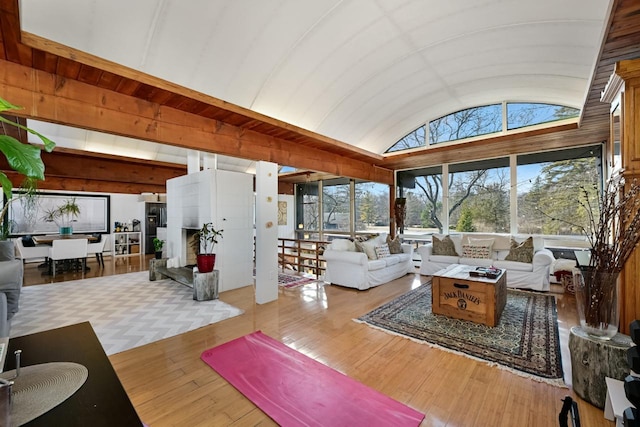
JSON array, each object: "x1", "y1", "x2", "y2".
[
  {"x1": 355, "y1": 239, "x2": 378, "y2": 260},
  {"x1": 331, "y1": 238, "x2": 356, "y2": 252},
  {"x1": 505, "y1": 237, "x2": 534, "y2": 263},
  {"x1": 374, "y1": 243, "x2": 391, "y2": 259},
  {"x1": 386, "y1": 235, "x2": 403, "y2": 254},
  {"x1": 432, "y1": 235, "x2": 459, "y2": 256},
  {"x1": 461, "y1": 244, "x2": 492, "y2": 259}
]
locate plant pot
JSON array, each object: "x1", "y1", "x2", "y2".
[
  {"x1": 155, "y1": 251, "x2": 163, "y2": 260},
  {"x1": 573, "y1": 267, "x2": 620, "y2": 340},
  {"x1": 59, "y1": 226, "x2": 73, "y2": 235},
  {"x1": 196, "y1": 254, "x2": 216, "y2": 273}
]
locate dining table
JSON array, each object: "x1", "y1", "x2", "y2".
[
  {"x1": 32, "y1": 234, "x2": 99, "y2": 274},
  {"x1": 32, "y1": 234, "x2": 99, "y2": 245}
]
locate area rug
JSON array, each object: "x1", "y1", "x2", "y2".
[
  {"x1": 355, "y1": 283, "x2": 565, "y2": 386},
  {"x1": 201, "y1": 331, "x2": 425, "y2": 427},
  {"x1": 11, "y1": 271, "x2": 244, "y2": 355},
  {"x1": 278, "y1": 272, "x2": 316, "y2": 288},
  {"x1": 253, "y1": 269, "x2": 318, "y2": 289}
]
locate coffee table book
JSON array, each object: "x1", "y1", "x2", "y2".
[{"x1": 431, "y1": 264, "x2": 507, "y2": 327}]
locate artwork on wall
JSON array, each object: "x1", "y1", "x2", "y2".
[
  {"x1": 7, "y1": 191, "x2": 110, "y2": 235},
  {"x1": 278, "y1": 201, "x2": 287, "y2": 225}
]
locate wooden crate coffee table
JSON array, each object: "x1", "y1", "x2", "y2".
[{"x1": 431, "y1": 264, "x2": 507, "y2": 327}]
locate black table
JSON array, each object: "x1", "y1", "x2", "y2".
[{"x1": 5, "y1": 322, "x2": 143, "y2": 426}]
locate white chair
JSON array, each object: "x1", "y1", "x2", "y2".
[
  {"x1": 87, "y1": 234, "x2": 107, "y2": 267},
  {"x1": 49, "y1": 239, "x2": 88, "y2": 277},
  {"x1": 14, "y1": 236, "x2": 50, "y2": 264}
]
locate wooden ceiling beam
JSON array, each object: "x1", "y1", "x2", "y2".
[
  {"x1": 0, "y1": 59, "x2": 393, "y2": 185},
  {"x1": 0, "y1": 146, "x2": 186, "y2": 194}
]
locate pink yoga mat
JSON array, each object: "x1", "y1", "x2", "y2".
[{"x1": 201, "y1": 331, "x2": 424, "y2": 427}]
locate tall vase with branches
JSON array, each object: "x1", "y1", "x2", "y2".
[{"x1": 572, "y1": 173, "x2": 640, "y2": 339}]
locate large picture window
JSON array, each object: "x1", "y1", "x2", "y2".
[
  {"x1": 322, "y1": 179, "x2": 351, "y2": 232},
  {"x1": 516, "y1": 147, "x2": 601, "y2": 236},
  {"x1": 398, "y1": 166, "x2": 443, "y2": 234},
  {"x1": 355, "y1": 182, "x2": 389, "y2": 233},
  {"x1": 448, "y1": 159, "x2": 510, "y2": 233}
]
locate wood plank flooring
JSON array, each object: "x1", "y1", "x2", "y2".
[{"x1": 22, "y1": 256, "x2": 614, "y2": 426}]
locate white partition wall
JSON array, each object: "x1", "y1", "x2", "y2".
[
  {"x1": 255, "y1": 161, "x2": 278, "y2": 304},
  {"x1": 166, "y1": 168, "x2": 253, "y2": 292}
]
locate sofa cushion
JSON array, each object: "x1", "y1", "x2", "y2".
[
  {"x1": 493, "y1": 259, "x2": 534, "y2": 272},
  {"x1": 432, "y1": 235, "x2": 459, "y2": 256},
  {"x1": 505, "y1": 237, "x2": 534, "y2": 263},
  {"x1": 0, "y1": 242, "x2": 14, "y2": 261},
  {"x1": 331, "y1": 238, "x2": 356, "y2": 252},
  {"x1": 460, "y1": 257, "x2": 494, "y2": 267},
  {"x1": 428, "y1": 254, "x2": 460, "y2": 265},
  {"x1": 374, "y1": 244, "x2": 391, "y2": 259},
  {"x1": 467, "y1": 237, "x2": 494, "y2": 251},
  {"x1": 464, "y1": 233, "x2": 511, "y2": 251},
  {"x1": 514, "y1": 235, "x2": 544, "y2": 252},
  {"x1": 396, "y1": 253, "x2": 412, "y2": 263},
  {"x1": 386, "y1": 235, "x2": 403, "y2": 254},
  {"x1": 461, "y1": 244, "x2": 492, "y2": 259},
  {"x1": 367, "y1": 259, "x2": 387, "y2": 271},
  {"x1": 356, "y1": 239, "x2": 378, "y2": 260},
  {"x1": 382, "y1": 255, "x2": 400, "y2": 267}
]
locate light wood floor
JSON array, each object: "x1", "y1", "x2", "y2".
[{"x1": 22, "y1": 256, "x2": 613, "y2": 426}]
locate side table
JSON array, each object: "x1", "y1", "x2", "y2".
[
  {"x1": 193, "y1": 269, "x2": 219, "y2": 301},
  {"x1": 569, "y1": 326, "x2": 632, "y2": 408}
]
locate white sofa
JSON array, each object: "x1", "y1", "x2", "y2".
[
  {"x1": 323, "y1": 235, "x2": 414, "y2": 290},
  {"x1": 418, "y1": 233, "x2": 554, "y2": 291}
]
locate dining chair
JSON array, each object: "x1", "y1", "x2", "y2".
[
  {"x1": 87, "y1": 234, "x2": 107, "y2": 267},
  {"x1": 14, "y1": 236, "x2": 50, "y2": 264},
  {"x1": 49, "y1": 239, "x2": 88, "y2": 277}
]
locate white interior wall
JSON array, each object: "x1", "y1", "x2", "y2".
[
  {"x1": 255, "y1": 161, "x2": 278, "y2": 304},
  {"x1": 278, "y1": 194, "x2": 295, "y2": 240}
]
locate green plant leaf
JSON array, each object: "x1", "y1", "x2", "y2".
[
  {"x1": 0, "y1": 172, "x2": 13, "y2": 200},
  {"x1": 0, "y1": 115, "x2": 56, "y2": 152},
  {"x1": 0, "y1": 98, "x2": 22, "y2": 112},
  {"x1": 0, "y1": 135, "x2": 46, "y2": 180}
]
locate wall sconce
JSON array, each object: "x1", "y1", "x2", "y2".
[{"x1": 298, "y1": 223, "x2": 304, "y2": 229}]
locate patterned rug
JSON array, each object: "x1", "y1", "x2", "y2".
[
  {"x1": 355, "y1": 283, "x2": 565, "y2": 386},
  {"x1": 11, "y1": 271, "x2": 244, "y2": 355},
  {"x1": 278, "y1": 272, "x2": 316, "y2": 289}
]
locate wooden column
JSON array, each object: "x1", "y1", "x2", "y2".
[{"x1": 614, "y1": 58, "x2": 640, "y2": 335}]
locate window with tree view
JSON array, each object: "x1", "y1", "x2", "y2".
[
  {"x1": 507, "y1": 103, "x2": 579, "y2": 130},
  {"x1": 516, "y1": 147, "x2": 601, "y2": 236},
  {"x1": 296, "y1": 182, "x2": 319, "y2": 237},
  {"x1": 399, "y1": 166, "x2": 443, "y2": 234},
  {"x1": 448, "y1": 159, "x2": 510, "y2": 233},
  {"x1": 355, "y1": 182, "x2": 389, "y2": 233},
  {"x1": 387, "y1": 102, "x2": 580, "y2": 153},
  {"x1": 430, "y1": 104, "x2": 502, "y2": 144},
  {"x1": 322, "y1": 179, "x2": 351, "y2": 232}
]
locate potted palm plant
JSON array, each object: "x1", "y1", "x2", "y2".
[
  {"x1": 192, "y1": 222, "x2": 223, "y2": 273},
  {"x1": 41, "y1": 197, "x2": 81, "y2": 235},
  {"x1": 0, "y1": 97, "x2": 55, "y2": 248},
  {"x1": 152, "y1": 237, "x2": 164, "y2": 259}
]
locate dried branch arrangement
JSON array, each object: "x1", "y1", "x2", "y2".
[
  {"x1": 580, "y1": 174, "x2": 640, "y2": 274},
  {"x1": 576, "y1": 173, "x2": 640, "y2": 333}
]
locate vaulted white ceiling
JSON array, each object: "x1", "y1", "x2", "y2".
[{"x1": 20, "y1": 0, "x2": 612, "y2": 168}]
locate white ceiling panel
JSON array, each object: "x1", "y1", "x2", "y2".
[{"x1": 20, "y1": 0, "x2": 612, "y2": 164}]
